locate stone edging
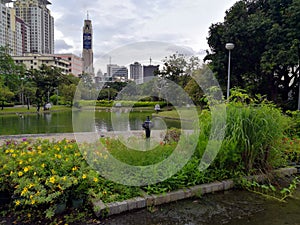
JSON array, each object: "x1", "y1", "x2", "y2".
[{"x1": 92, "y1": 167, "x2": 298, "y2": 217}]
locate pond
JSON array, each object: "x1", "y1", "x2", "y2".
[
  {"x1": 0, "y1": 110, "x2": 182, "y2": 135},
  {"x1": 99, "y1": 187, "x2": 300, "y2": 225}
]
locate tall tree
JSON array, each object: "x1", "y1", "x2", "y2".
[
  {"x1": 0, "y1": 46, "x2": 25, "y2": 93},
  {"x1": 205, "y1": 0, "x2": 300, "y2": 109},
  {"x1": 28, "y1": 64, "x2": 69, "y2": 111}
]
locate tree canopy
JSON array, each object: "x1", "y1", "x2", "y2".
[{"x1": 205, "y1": 0, "x2": 300, "y2": 109}]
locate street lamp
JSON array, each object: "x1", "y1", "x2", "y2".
[
  {"x1": 20, "y1": 77, "x2": 24, "y2": 106},
  {"x1": 297, "y1": 43, "x2": 300, "y2": 111},
  {"x1": 225, "y1": 43, "x2": 235, "y2": 100},
  {"x1": 107, "y1": 85, "x2": 110, "y2": 101}
]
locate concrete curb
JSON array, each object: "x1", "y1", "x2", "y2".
[{"x1": 92, "y1": 167, "x2": 297, "y2": 217}]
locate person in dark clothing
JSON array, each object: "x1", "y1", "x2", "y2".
[{"x1": 142, "y1": 116, "x2": 152, "y2": 138}]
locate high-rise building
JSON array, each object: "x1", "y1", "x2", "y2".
[
  {"x1": 107, "y1": 64, "x2": 128, "y2": 81},
  {"x1": 82, "y1": 15, "x2": 94, "y2": 75},
  {"x1": 13, "y1": 0, "x2": 54, "y2": 54},
  {"x1": 130, "y1": 62, "x2": 143, "y2": 83},
  {"x1": 0, "y1": 1, "x2": 30, "y2": 55},
  {"x1": 143, "y1": 65, "x2": 159, "y2": 82}
]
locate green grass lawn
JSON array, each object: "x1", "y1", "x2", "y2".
[
  {"x1": 0, "y1": 105, "x2": 71, "y2": 115},
  {"x1": 154, "y1": 107, "x2": 201, "y2": 120}
]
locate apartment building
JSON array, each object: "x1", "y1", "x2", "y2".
[
  {"x1": 13, "y1": 0, "x2": 54, "y2": 54},
  {"x1": 0, "y1": 1, "x2": 30, "y2": 55},
  {"x1": 13, "y1": 53, "x2": 69, "y2": 74}
]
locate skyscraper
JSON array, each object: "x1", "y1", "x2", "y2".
[
  {"x1": 0, "y1": 1, "x2": 30, "y2": 55},
  {"x1": 82, "y1": 14, "x2": 94, "y2": 75},
  {"x1": 130, "y1": 62, "x2": 143, "y2": 83},
  {"x1": 13, "y1": 0, "x2": 54, "y2": 54}
]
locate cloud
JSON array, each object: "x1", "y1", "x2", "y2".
[
  {"x1": 49, "y1": 0, "x2": 238, "y2": 59},
  {"x1": 54, "y1": 39, "x2": 73, "y2": 53}
]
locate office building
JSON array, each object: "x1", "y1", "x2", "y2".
[
  {"x1": 82, "y1": 16, "x2": 94, "y2": 75},
  {"x1": 107, "y1": 64, "x2": 128, "y2": 81},
  {"x1": 143, "y1": 64, "x2": 159, "y2": 82}
]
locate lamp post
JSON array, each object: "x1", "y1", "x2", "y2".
[
  {"x1": 297, "y1": 43, "x2": 300, "y2": 111},
  {"x1": 20, "y1": 77, "x2": 24, "y2": 106},
  {"x1": 225, "y1": 43, "x2": 235, "y2": 100},
  {"x1": 107, "y1": 85, "x2": 110, "y2": 101}
]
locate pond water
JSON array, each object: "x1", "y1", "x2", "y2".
[
  {"x1": 99, "y1": 187, "x2": 300, "y2": 225},
  {"x1": 0, "y1": 110, "x2": 182, "y2": 135}
]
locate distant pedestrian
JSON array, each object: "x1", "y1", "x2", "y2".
[{"x1": 142, "y1": 116, "x2": 153, "y2": 138}]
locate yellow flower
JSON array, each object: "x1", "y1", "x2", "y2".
[
  {"x1": 82, "y1": 174, "x2": 87, "y2": 179},
  {"x1": 49, "y1": 176, "x2": 56, "y2": 184},
  {"x1": 15, "y1": 200, "x2": 21, "y2": 206},
  {"x1": 24, "y1": 167, "x2": 29, "y2": 172},
  {"x1": 41, "y1": 163, "x2": 45, "y2": 168},
  {"x1": 55, "y1": 154, "x2": 62, "y2": 159},
  {"x1": 27, "y1": 213, "x2": 31, "y2": 218},
  {"x1": 62, "y1": 176, "x2": 67, "y2": 181},
  {"x1": 21, "y1": 187, "x2": 28, "y2": 196},
  {"x1": 12, "y1": 153, "x2": 17, "y2": 158},
  {"x1": 37, "y1": 146, "x2": 42, "y2": 150},
  {"x1": 18, "y1": 171, "x2": 23, "y2": 177},
  {"x1": 103, "y1": 190, "x2": 107, "y2": 195},
  {"x1": 93, "y1": 177, "x2": 98, "y2": 183},
  {"x1": 64, "y1": 146, "x2": 67, "y2": 150},
  {"x1": 10, "y1": 171, "x2": 13, "y2": 176},
  {"x1": 34, "y1": 172, "x2": 37, "y2": 176},
  {"x1": 29, "y1": 183, "x2": 34, "y2": 189},
  {"x1": 19, "y1": 160, "x2": 23, "y2": 165},
  {"x1": 31, "y1": 200, "x2": 35, "y2": 205},
  {"x1": 72, "y1": 166, "x2": 78, "y2": 171}
]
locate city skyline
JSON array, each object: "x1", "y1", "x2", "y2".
[{"x1": 49, "y1": 0, "x2": 237, "y2": 60}]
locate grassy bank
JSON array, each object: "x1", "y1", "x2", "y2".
[{"x1": 0, "y1": 105, "x2": 71, "y2": 115}]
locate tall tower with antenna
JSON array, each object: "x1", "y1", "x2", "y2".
[{"x1": 82, "y1": 11, "x2": 94, "y2": 75}]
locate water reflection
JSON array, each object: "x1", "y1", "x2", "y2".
[{"x1": 0, "y1": 110, "x2": 182, "y2": 135}]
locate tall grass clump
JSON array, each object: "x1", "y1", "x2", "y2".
[{"x1": 197, "y1": 90, "x2": 290, "y2": 174}]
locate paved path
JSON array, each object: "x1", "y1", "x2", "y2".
[{"x1": 0, "y1": 130, "x2": 166, "y2": 145}]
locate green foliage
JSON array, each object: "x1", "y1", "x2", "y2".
[
  {"x1": 205, "y1": 0, "x2": 300, "y2": 109},
  {"x1": 238, "y1": 176, "x2": 300, "y2": 202},
  {"x1": 75, "y1": 100, "x2": 167, "y2": 108},
  {"x1": 285, "y1": 110, "x2": 300, "y2": 138},
  {"x1": 282, "y1": 137, "x2": 300, "y2": 164},
  {"x1": 197, "y1": 90, "x2": 290, "y2": 173},
  {"x1": 0, "y1": 138, "x2": 140, "y2": 223}
]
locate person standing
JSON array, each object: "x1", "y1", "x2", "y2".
[{"x1": 142, "y1": 116, "x2": 152, "y2": 138}]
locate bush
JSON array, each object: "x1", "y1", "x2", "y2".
[{"x1": 0, "y1": 138, "x2": 140, "y2": 222}]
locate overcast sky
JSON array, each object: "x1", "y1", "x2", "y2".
[{"x1": 48, "y1": 0, "x2": 237, "y2": 72}]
